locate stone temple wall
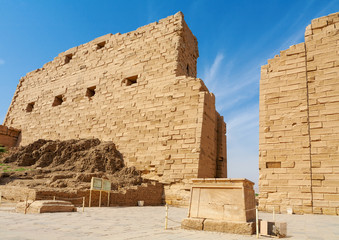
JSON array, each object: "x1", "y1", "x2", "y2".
[
  {"x1": 0, "y1": 125, "x2": 21, "y2": 148},
  {"x1": 3, "y1": 12, "x2": 227, "y2": 206},
  {"x1": 259, "y1": 12, "x2": 339, "y2": 215}
]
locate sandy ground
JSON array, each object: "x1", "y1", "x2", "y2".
[{"x1": 0, "y1": 204, "x2": 339, "y2": 240}]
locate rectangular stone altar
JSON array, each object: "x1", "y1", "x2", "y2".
[{"x1": 182, "y1": 178, "x2": 256, "y2": 235}]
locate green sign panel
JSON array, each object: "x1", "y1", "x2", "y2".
[
  {"x1": 102, "y1": 179, "x2": 111, "y2": 191},
  {"x1": 91, "y1": 177, "x2": 102, "y2": 190},
  {"x1": 91, "y1": 177, "x2": 111, "y2": 191}
]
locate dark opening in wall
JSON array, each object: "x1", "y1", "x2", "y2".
[
  {"x1": 86, "y1": 86, "x2": 96, "y2": 99},
  {"x1": 26, "y1": 102, "x2": 35, "y2": 113},
  {"x1": 125, "y1": 75, "x2": 138, "y2": 86},
  {"x1": 64, "y1": 54, "x2": 73, "y2": 64},
  {"x1": 186, "y1": 64, "x2": 189, "y2": 75},
  {"x1": 52, "y1": 95, "x2": 64, "y2": 107},
  {"x1": 96, "y1": 41, "x2": 106, "y2": 50},
  {"x1": 266, "y1": 162, "x2": 281, "y2": 168}
]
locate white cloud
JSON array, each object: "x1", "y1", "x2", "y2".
[
  {"x1": 198, "y1": 0, "x2": 339, "y2": 189},
  {"x1": 203, "y1": 52, "x2": 224, "y2": 84},
  {"x1": 226, "y1": 104, "x2": 259, "y2": 184},
  {"x1": 227, "y1": 106, "x2": 258, "y2": 132},
  {"x1": 201, "y1": 52, "x2": 260, "y2": 185},
  {"x1": 0, "y1": 59, "x2": 5, "y2": 65}
]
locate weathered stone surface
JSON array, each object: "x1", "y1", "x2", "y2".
[
  {"x1": 181, "y1": 218, "x2": 204, "y2": 230},
  {"x1": 2, "y1": 12, "x2": 227, "y2": 206},
  {"x1": 181, "y1": 218, "x2": 255, "y2": 235},
  {"x1": 0, "y1": 125, "x2": 21, "y2": 147},
  {"x1": 182, "y1": 178, "x2": 256, "y2": 235},
  {"x1": 188, "y1": 178, "x2": 256, "y2": 222},
  {"x1": 260, "y1": 220, "x2": 287, "y2": 238},
  {"x1": 204, "y1": 219, "x2": 255, "y2": 235},
  {"x1": 259, "y1": 11, "x2": 339, "y2": 215},
  {"x1": 1, "y1": 182, "x2": 163, "y2": 207},
  {"x1": 16, "y1": 200, "x2": 76, "y2": 214}
]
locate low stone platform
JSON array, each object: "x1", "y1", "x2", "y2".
[
  {"x1": 181, "y1": 218, "x2": 255, "y2": 235},
  {"x1": 0, "y1": 182, "x2": 163, "y2": 207},
  {"x1": 16, "y1": 200, "x2": 77, "y2": 214},
  {"x1": 182, "y1": 178, "x2": 256, "y2": 235}
]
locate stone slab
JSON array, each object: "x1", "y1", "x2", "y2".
[
  {"x1": 204, "y1": 219, "x2": 255, "y2": 235},
  {"x1": 260, "y1": 220, "x2": 287, "y2": 238},
  {"x1": 181, "y1": 218, "x2": 255, "y2": 235},
  {"x1": 188, "y1": 178, "x2": 256, "y2": 222},
  {"x1": 16, "y1": 200, "x2": 77, "y2": 214},
  {"x1": 181, "y1": 218, "x2": 204, "y2": 230}
]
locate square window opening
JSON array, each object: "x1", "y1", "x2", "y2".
[
  {"x1": 86, "y1": 86, "x2": 96, "y2": 99},
  {"x1": 64, "y1": 54, "x2": 73, "y2": 64},
  {"x1": 125, "y1": 75, "x2": 138, "y2": 86},
  {"x1": 96, "y1": 41, "x2": 106, "y2": 50},
  {"x1": 52, "y1": 95, "x2": 64, "y2": 107},
  {"x1": 26, "y1": 102, "x2": 35, "y2": 113}
]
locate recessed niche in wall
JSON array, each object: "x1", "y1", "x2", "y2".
[
  {"x1": 26, "y1": 102, "x2": 35, "y2": 112},
  {"x1": 96, "y1": 41, "x2": 106, "y2": 50},
  {"x1": 52, "y1": 95, "x2": 64, "y2": 107},
  {"x1": 266, "y1": 162, "x2": 281, "y2": 168},
  {"x1": 124, "y1": 75, "x2": 138, "y2": 86},
  {"x1": 186, "y1": 64, "x2": 190, "y2": 75},
  {"x1": 86, "y1": 86, "x2": 96, "y2": 99},
  {"x1": 64, "y1": 54, "x2": 73, "y2": 64}
]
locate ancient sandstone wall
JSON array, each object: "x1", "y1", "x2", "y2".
[
  {"x1": 0, "y1": 125, "x2": 21, "y2": 147},
  {"x1": 3, "y1": 12, "x2": 226, "y2": 206},
  {"x1": 259, "y1": 12, "x2": 339, "y2": 215},
  {"x1": 0, "y1": 182, "x2": 163, "y2": 207}
]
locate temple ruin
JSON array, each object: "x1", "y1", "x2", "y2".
[
  {"x1": 1, "y1": 12, "x2": 226, "y2": 206},
  {"x1": 259, "y1": 12, "x2": 339, "y2": 215}
]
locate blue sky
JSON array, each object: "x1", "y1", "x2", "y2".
[{"x1": 1, "y1": 0, "x2": 338, "y2": 187}]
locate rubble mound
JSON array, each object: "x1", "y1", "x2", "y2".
[{"x1": 0, "y1": 139, "x2": 143, "y2": 191}]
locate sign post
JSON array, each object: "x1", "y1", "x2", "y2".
[{"x1": 90, "y1": 177, "x2": 111, "y2": 207}]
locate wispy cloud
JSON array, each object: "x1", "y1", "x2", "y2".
[
  {"x1": 200, "y1": 50, "x2": 261, "y2": 186},
  {"x1": 265, "y1": 0, "x2": 337, "y2": 60},
  {"x1": 226, "y1": 104, "x2": 259, "y2": 183},
  {"x1": 199, "y1": 0, "x2": 339, "y2": 187},
  {"x1": 227, "y1": 105, "x2": 258, "y2": 132},
  {"x1": 203, "y1": 52, "x2": 224, "y2": 85},
  {"x1": 0, "y1": 59, "x2": 4, "y2": 65},
  {"x1": 314, "y1": 0, "x2": 338, "y2": 18}
]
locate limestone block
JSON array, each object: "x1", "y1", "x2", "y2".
[
  {"x1": 260, "y1": 221, "x2": 287, "y2": 238},
  {"x1": 16, "y1": 200, "x2": 77, "y2": 214},
  {"x1": 181, "y1": 218, "x2": 204, "y2": 230},
  {"x1": 188, "y1": 178, "x2": 255, "y2": 222},
  {"x1": 204, "y1": 219, "x2": 255, "y2": 235}
]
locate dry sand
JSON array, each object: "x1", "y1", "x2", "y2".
[{"x1": 0, "y1": 204, "x2": 339, "y2": 240}]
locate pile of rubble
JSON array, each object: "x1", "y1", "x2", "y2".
[{"x1": 0, "y1": 139, "x2": 143, "y2": 191}]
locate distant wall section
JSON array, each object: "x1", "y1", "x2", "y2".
[
  {"x1": 259, "y1": 12, "x2": 339, "y2": 215},
  {"x1": 0, "y1": 125, "x2": 21, "y2": 148}
]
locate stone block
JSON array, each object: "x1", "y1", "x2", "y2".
[
  {"x1": 16, "y1": 200, "x2": 77, "y2": 214},
  {"x1": 203, "y1": 219, "x2": 255, "y2": 235},
  {"x1": 181, "y1": 218, "x2": 204, "y2": 230},
  {"x1": 188, "y1": 178, "x2": 255, "y2": 222},
  {"x1": 260, "y1": 220, "x2": 287, "y2": 238}
]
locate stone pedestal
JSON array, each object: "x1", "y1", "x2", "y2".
[
  {"x1": 182, "y1": 178, "x2": 256, "y2": 235},
  {"x1": 16, "y1": 200, "x2": 77, "y2": 214}
]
